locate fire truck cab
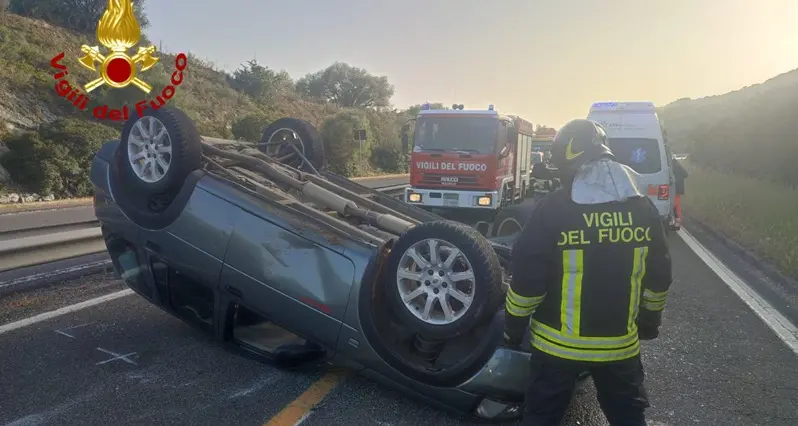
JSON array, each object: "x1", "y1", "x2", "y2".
[{"x1": 402, "y1": 104, "x2": 535, "y2": 223}]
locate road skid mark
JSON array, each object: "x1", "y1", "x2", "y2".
[
  {"x1": 679, "y1": 229, "x2": 798, "y2": 355},
  {"x1": 263, "y1": 370, "x2": 349, "y2": 426}
]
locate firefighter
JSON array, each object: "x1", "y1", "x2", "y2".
[
  {"x1": 504, "y1": 119, "x2": 673, "y2": 426},
  {"x1": 671, "y1": 157, "x2": 688, "y2": 229}
]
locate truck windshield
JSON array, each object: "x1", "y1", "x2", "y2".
[
  {"x1": 607, "y1": 138, "x2": 662, "y2": 174},
  {"x1": 413, "y1": 116, "x2": 497, "y2": 154}
]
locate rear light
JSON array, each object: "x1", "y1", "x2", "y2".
[
  {"x1": 657, "y1": 185, "x2": 669, "y2": 200},
  {"x1": 647, "y1": 184, "x2": 670, "y2": 200}
]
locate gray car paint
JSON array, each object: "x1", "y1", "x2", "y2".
[{"x1": 91, "y1": 142, "x2": 532, "y2": 420}]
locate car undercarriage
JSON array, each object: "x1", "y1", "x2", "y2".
[{"x1": 90, "y1": 106, "x2": 556, "y2": 423}]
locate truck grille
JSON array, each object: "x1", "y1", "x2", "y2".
[{"x1": 421, "y1": 173, "x2": 481, "y2": 186}]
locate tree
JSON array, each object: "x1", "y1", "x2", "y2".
[
  {"x1": 296, "y1": 62, "x2": 394, "y2": 108},
  {"x1": 229, "y1": 59, "x2": 293, "y2": 102},
  {"x1": 9, "y1": 0, "x2": 149, "y2": 34}
]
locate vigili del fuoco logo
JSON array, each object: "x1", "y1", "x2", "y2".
[{"x1": 49, "y1": 0, "x2": 188, "y2": 121}]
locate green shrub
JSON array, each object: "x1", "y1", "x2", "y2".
[
  {"x1": 371, "y1": 145, "x2": 407, "y2": 173},
  {"x1": 231, "y1": 113, "x2": 270, "y2": 142},
  {"x1": 1, "y1": 118, "x2": 118, "y2": 197},
  {"x1": 321, "y1": 111, "x2": 373, "y2": 176}
]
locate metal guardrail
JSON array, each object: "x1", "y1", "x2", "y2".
[
  {"x1": 370, "y1": 184, "x2": 409, "y2": 197},
  {"x1": 0, "y1": 183, "x2": 409, "y2": 273}
]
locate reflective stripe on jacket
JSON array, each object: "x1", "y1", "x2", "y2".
[{"x1": 504, "y1": 188, "x2": 672, "y2": 362}]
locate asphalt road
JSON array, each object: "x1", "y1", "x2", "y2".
[{"x1": 1, "y1": 224, "x2": 796, "y2": 426}]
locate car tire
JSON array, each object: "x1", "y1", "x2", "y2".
[
  {"x1": 384, "y1": 220, "x2": 504, "y2": 340},
  {"x1": 115, "y1": 107, "x2": 203, "y2": 201},
  {"x1": 259, "y1": 118, "x2": 326, "y2": 172}
]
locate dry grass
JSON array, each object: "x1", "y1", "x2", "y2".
[{"x1": 683, "y1": 162, "x2": 798, "y2": 276}]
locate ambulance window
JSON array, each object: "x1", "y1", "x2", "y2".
[{"x1": 607, "y1": 138, "x2": 662, "y2": 174}]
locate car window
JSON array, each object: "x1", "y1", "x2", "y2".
[{"x1": 607, "y1": 138, "x2": 662, "y2": 174}]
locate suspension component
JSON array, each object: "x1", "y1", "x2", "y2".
[{"x1": 412, "y1": 333, "x2": 445, "y2": 363}]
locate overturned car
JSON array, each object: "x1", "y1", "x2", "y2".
[{"x1": 91, "y1": 107, "x2": 535, "y2": 422}]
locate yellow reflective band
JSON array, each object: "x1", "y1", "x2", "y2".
[
  {"x1": 507, "y1": 287, "x2": 545, "y2": 308},
  {"x1": 643, "y1": 289, "x2": 668, "y2": 302},
  {"x1": 505, "y1": 300, "x2": 534, "y2": 317},
  {"x1": 531, "y1": 333, "x2": 640, "y2": 362},
  {"x1": 628, "y1": 246, "x2": 648, "y2": 332},
  {"x1": 560, "y1": 249, "x2": 584, "y2": 336},
  {"x1": 531, "y1": 320, "x2": 638, "y2": 349},
  {"x1": 641, "y1": 299, "x2": 666, "y2": 311}
]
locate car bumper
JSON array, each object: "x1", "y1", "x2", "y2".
[
  {"x1": 649, "y1": 196, "x2": 673, "y2": 220},
  {"x1": 405, "y1": 187, "x2": 500, "y2": 210}
]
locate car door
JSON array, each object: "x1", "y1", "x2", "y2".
[
  {"x1": 219, "y1": 197, "x2": 357, "y2": 348},
  {"x1": 140, "y1": 184, "x2": 238, "y2": 333}
]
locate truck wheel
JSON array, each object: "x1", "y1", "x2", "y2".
[
  {"x1": 116, "y1": 107, "x2": 202, "y2": 200},
  {"x1": 259, "y1": 118, "x2": 326, "y2": 171},
  {"x1": 384, "y1": 220, "x2": 504, "y2": 340},
  {"x1": 490, "y1": 203, "x2": 536, "y2": 238},
  {"x1": 473, "y1": 221, "x2": 492, "y2": 237}
]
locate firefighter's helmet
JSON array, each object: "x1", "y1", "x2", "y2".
[{"x1": 550, "y1": 119, "x2": 614, "y2": 175}]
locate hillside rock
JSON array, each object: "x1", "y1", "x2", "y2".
[{"x1": 0, "y1": 91, "x2": 59, "y2": 131}]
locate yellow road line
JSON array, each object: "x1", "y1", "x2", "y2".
[{"x1": 263, "y1": 370, "x2": 349, "y2": 426}]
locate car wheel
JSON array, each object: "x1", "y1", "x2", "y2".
[
  {"x1": 259, "y1": 118, "x2": 326, "y2": 172},
  {"x1": 490, "y1": 203, "x2": 535, "y2": 238},
  {"x1": 116, "y1": 107, "x2": 202, "y2": 200},
  {"x1": 384, "y1": 220, "x2": 504, "y2": 340}
]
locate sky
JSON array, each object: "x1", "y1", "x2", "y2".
[{"x1": 144, "y1": 0, "x2": 798, "y2": 128}]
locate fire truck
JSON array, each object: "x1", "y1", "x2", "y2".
[{"x1": 401, "y1": 104, "x2": 536, "y2": 231}]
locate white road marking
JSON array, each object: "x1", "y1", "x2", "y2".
[
  {"x1": 5, "y1": 389, "x2": 100, "y2": 426},
  {"x1": 54, "y1": 330, "x2": 75, "y2": 339},
  {"x1": 292, "y1": 413, "x2": 311, "y2": 426},
  {"x1": 0, "y1": 289, "x2": 133, "y2": 335},
  {"x1": 0, "y1": 259, "x2": 112, "y2": 292},
  {"x1": 679, "y1": 229, "x2": 798, "y2": 355},
  {"x1": 228, "y1": 374, "x2": 282, "y2": 399},
  {"x1": 96, "y1": 347, "x2": 137, "y2": 365},
  {"x1": 53, "y1": 322, "x2": 96, "y2": 339}
]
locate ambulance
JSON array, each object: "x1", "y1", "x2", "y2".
[{"x1": 587, "y1": 101, "x2": 675, "y2": 229}]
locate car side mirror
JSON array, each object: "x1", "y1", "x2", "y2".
[{"x1": 499, "y1": 145, "x2": 510, "y2": 158}]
